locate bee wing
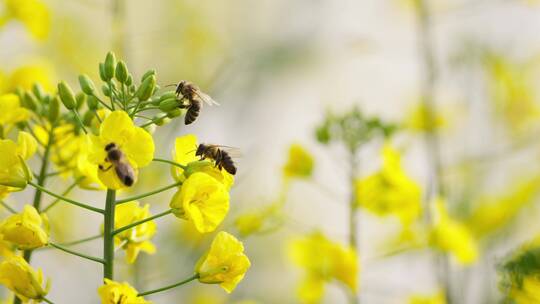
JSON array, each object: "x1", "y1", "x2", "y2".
[
  {"x1": 207, "y1": 145, "x2": 242, "y2": 158},
  {"x1": 194, "y1": 91, "x2": 220, "y2": 106}
]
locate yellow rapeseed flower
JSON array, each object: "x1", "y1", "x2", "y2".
[
  {"x1": 355, "y1": 145, "x2": 421, "y2": 224},
  {"x1": 429, "y1": 199, "x2": 478, "y2": 265},
  {"x1": 98, "y1": 279, "x2": 150, "y2": 304},
  {"x1": 0, "y1": 256, "x2": 50, "y2": 302},
  {"x1": 0, "y1": 205, "x2": 48, "y2": 250},
  {"x1": 0, "y1": 137, "x2": 34, "y2": 189},
  {"x1": 283, "y1": 144, "x2": 314, "y2": 179},
  {"x1": 170, "y1": 172, "x2": 229, "y2": 233},
  {"x1": 289, "y1": 232, "x2": 358, "y2": 303},
  {"x1": 0, "y1": 94, "x2": 30, "y2": 128},
  {"x1": 3, "y1": 0, "x2": 50, "y2": 41},
  {"x1": 195, "y1": 231, "x2": 251, "y2": 293},
  {"x1": 113, "y1": 201, "x2": 156, "y2": 263},
  {"x1": 172, "y1": 134, "x2": 234, "y2": 189},
  {"x1": 88, "y1": 111, "x2": 155, "y2": 189}
]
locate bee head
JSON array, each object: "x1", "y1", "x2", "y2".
[
  {"x1": 105, "y1": 143, "x2": 116, "y2": 151},
  {"x1": 195, "y1": 144, "x2": 206, "y2": 156}
]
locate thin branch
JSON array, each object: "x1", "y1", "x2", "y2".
[
  {"x1": 112, "y1": 209, "x2": 173, "y2": 236},
  {"x1": 115, "y1": 181, "x2": 182, "y2": 205},
  {"x1": 48, "y1": 242, "x2": 105, "y2": 264},
  {"x1": 28, "y1": 181, "x2": 104, "y2": 214}
]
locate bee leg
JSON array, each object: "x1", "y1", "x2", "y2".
[{"x1": 98, "y1": 164, "x2": 113, "y2": 172}]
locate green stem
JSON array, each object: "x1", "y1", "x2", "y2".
[
  {"x1": 42, "y1": 297, "x2": 54, "y2": 304},
  {"x1": 139, "y1": 114, "x2": 168, "y2": 128},
  {"x1": 57, "y1": 234, "x2": 103, "y2": 246},
  {"x1": 113, "y1": 209, "x2": 173, "y2": 236},
  {"x1": 91, "y1": 93, "x2": 113, "y2": 110},
  {"x1": 28, "y1": 181, "x2": 104, "y2": 214},
  {"x1": 72, "y1": 110, "x2": 88, "y2": 134},
  {"x1": 152, "y1": 158, "x2": 187, "y2": 169},
  {"x1": 138, "y1": 274, "x2": 199, "y2": 297},
  {"x1": 42, "y1": 177, "x2": 83, "y2": 213},
  {"x1": 103, "y1": 189, "x2": 116, "y2": 279},
  {"x1": 348, "y1": 148, "x2": 359, "y2": 304},
  {"x1": 115, "y1": 181, "x2": 182, "y2": 205},
  {"x1": 0, "y1": 201, "x2": 17, "y2": 214},
  {"x1": 49, "y1": 242, "x2": 105, "y2": 264}
]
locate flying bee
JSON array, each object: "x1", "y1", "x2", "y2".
[
  {"x1": 172, "y1": 80, "x2": 219, "y2": 125},
  {"x1": 98, "y1": 143, "x2": 136, "y2": 186},
  {"x1": 196, "y1": 143, "x2": 237, "y2": 175}
]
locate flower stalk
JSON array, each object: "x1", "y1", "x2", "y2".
[
  {"x1": 103, "y1": 189, "x2": 116, "y2": 279},
  {"x1": 138, "y1": 274, "x2": 199, "y2": 297},
  {"x1": 112, "y1": 209, "x2": 173, "y2": 236}
]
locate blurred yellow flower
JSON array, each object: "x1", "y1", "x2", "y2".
[
  {"x1": 113, "y1": 201, "x2": 156, "y2": 264},
  {"x1": 3, "y1": 0, "x2": 50, "y2": 40},
  {"x1": 173, "y1": 134, "x2": 234, "y2": 189},
  {"x1": 4, "y1": 64, "x2": 54, "y2": 92},
  {"x1": 409, "y1": 292, "x2": 446, "y2": 304},
  {"x1": 289, "y1": 232, "x2": 358, "y2": 303},
  {"x1": 0, "y1": 256, "x2": 50, "y2": 302},
  {"x1": 508, "y1": 276, "x2": 540, "y2": 304},
  {"x1": 0, "y1": 238, "x2": 14, "y2": 258},
  {"x1": 0, "y1": 205, "x2": 48, "y2": 250},
  {"x1": 283, "y1": 144, "x2": 314, "y2": 179},
  {"x1": 0, "y1": 94, "x2": 30, "y2": 127},
  {"x1": 355, "y1": 145, "x2": 421, "y2": 224},
  {"x1": 170, "y1": 172, "x2": 229, "y2": 233},
  {"x1": 88, "y1": 111, "x2": 155, "y2": 189},
  {"x1": 466, "y1": 176, "x2": 540, "y2": 238},
  {"x1": 484, "y1": 54, "x2": 540, "y2": 135},
  {"x1": 195, "y1": 231, "x2": 251, "y2": 293},
  {"x1": 98, "y1": 279, "x2": 150, "y2": 304},
  {"x1": 430, "y1": 199, "x2": 478, "y2": 265},
  {"x1": 34, "y1": 123, "x2": 104, "y2": 189},
  {"x1": 404, "y1": 102, "x2": 446, "y2": 133}
]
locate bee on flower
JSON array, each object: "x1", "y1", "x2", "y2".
[{"x1": 87, "y1": 111, "x2": 155, "y2": 189}]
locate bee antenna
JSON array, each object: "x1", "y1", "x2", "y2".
[
  {"x1": 185, "y1": 149, "x2": 197, "y2": 155},
  {"x1": 165, "y1": 83, "x2": 178, "y2": 88}
]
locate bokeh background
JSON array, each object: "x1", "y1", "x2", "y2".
[{"x1": 2, "y1": 0, "x2": 540, "y2": 303}]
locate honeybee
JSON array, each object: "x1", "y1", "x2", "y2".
[
  {"x1": 196, "y1": 143, "x2": 237, "y2": 175},
  {"x1": 174, "y1": 80, "x2": 219, "y2": 125},
  {"x1": 98, "y1": 143, "x2": 136, "y2": 186}
]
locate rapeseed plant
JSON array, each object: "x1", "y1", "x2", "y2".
[{"x1": 0, "y1": 52, "x2": 249, "y2": 303}]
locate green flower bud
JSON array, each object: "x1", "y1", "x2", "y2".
[
  {"x1": 99, "y1": 63, "x2": 107, "y2": 81},
  {"x1": 104, "y1": 52, "x2": 116, "y2": 80},
  {"x1": 167, "y1": 108, "x2": 183, "y2": 118},
  {"x1": 57, "y1": 81, "x2": 77, "y2": 110},
  {"x1": 125, "y1": 75, "x2": 133, "y2": 86},
  {"x1": 102, "y1": 85, "x2": 111, "y2": 97},
  {"x1": 115, "y1": 61, "x2": 129, "y2": 83},
  {"x1": 82, "y1": 110, "x2": 94, "y2": 126},
  {"x1": 32, "y1": 83, "x2": 45, "y2": 100},
  {"x1": 158, "y1": 98, "x2": 178, "y2": 112},
  {"x1": 159, "y1": 91, "x2": 177, "y2": 102},
  {"x1": 48, "y1": 96, "x2": 60, "y2": 122},
  {"x1": 87, "y1": 95, "x2": 99, "y2": 110},
  {"x1": 78, "y1": 74, "x2": 96, "y2": 95},
  {"x1": 141, "y1": 69, "x2": 156, "y2": 82},
  {"x1": 135, "y1": 75, "x2": 156, "y2": 101},
  {"x1": 153, "y1": 115, "x2": 169, "y2": 126},
  {"x1": 76, "y1": 93, "x2": 86, "y2": 110},
  {"x1": 22, "y1": 92, "x2": 38, "y2": 111}
]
